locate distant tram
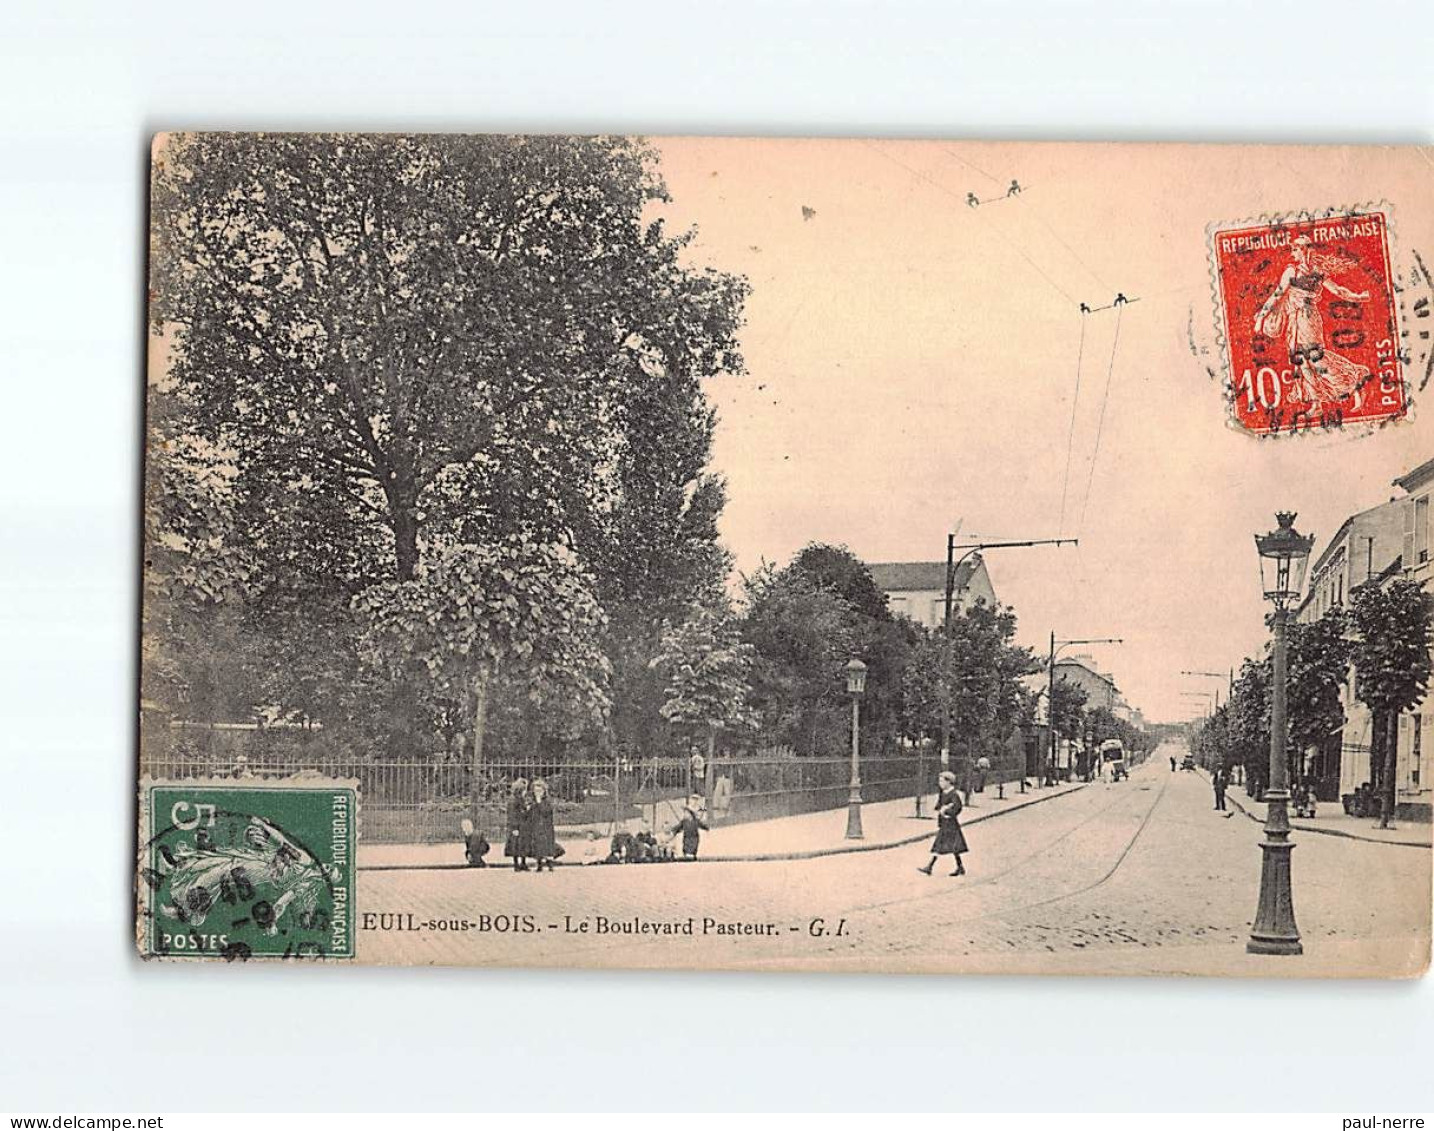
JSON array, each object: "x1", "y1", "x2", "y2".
[{"x1": 1099, "y1": 738, "x2": 1127, "y2": 782}]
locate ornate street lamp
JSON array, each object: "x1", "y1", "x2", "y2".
[
  {"x1": 845, "y1": 658, "x2": 868, "y2": 839},
  {"x1": 1248, "y1": 511, "x2": 1315, "y2": 956}
]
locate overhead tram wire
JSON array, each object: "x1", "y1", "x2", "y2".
[
  {"x1": 939, "y1": 145, "x2": 1114, "y2": 301},
  {"x1": 860, "y1": 140, "x2": 1079, "y2": 307},
  {"x1": 863, "y1": 141, "x2": 1136, "y2": 548},
  {"x1": 1076, "y1": 301, "x2": 1126, "y2": 535},
  {"x1": 1056, "y1": 314, "x2": 1087, "y2": 537},
  {"x1": 940, "y1": 146, "x2": 1004, "y2": 188},
  {"x1": 1023, "y1": 205, "x2": 1112, "y2": 296}
]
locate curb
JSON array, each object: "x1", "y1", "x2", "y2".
[
  {"x1": 1200, "y1": 768, "x2": 1430, "y2": 850},
  {"x1": 358, "y1": 782, "x2": 1089, "y2": 871}
]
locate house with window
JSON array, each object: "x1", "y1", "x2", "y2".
[
  {"x1": 867, "y1": 556, "x2": 997, "y2": 629},
  {"x1": 1292, "y1": 458, "x2": 1434, "y2": 817},
  {"x1": 1392, "y1": 457, "x2": 1434, "y2": 819}
]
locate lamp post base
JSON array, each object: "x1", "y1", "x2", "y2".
[
  {"x1": 1247, "y1": 790, "x2": 1302, "y2": 956},
  {"x1": 845, "y1": 790, "x2": 864, "y2": 839}
]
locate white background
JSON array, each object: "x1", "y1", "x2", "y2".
[{"x1": 1, "y1": 0, "x2": 1431, "y2": 1113}]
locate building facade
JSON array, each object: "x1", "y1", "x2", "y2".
[
  {"x1": 1392, "y1": 457, "x2": 1434, "y2": 819},
  {"x1": 867, "y1": 557, "x2": 998, "y2": 629},
  {"x1": 1294, "y1": 458, "x2": 1434, "y2": 817}
]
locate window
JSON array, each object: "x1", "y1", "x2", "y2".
[
  {"x1": 1414, "y1": 714, "x2": 1423, "y2": 787},
  {"x1": 1417, "y1": 496, "x2": 1430, "y2": 564}
]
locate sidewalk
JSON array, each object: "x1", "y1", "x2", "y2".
[
  {"x1": 1201, "y1": 770, "x2": 1431, "y2": 848},
  {"x1": 358, "y1": 778, "x2": 1088, "y2": 869}
]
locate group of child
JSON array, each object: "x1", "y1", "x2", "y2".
[
  {"x1": 603, "y1": 799, "x2": 710, "y2": 864},
  {"x1": 459, "y1": 790, "x2": 710, "y2": 870},
  {"x1": 459, "y1": 776, "x2": 561, "y2": 872}
]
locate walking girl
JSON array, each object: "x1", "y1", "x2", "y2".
[
  {"x1": 505, "y1": 778, "x2": 532, "y2": 873},
  {"x1": 670, "y1": 796, "x2": 709, "y2": 861},
  {"x1": 528, "y1": 778, "x2": 559, "y2": 872},
  {"x1": 918, "y1": 770, "x2": 968, "y2": 877}
]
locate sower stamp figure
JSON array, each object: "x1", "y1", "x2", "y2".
[{"x1": 918, "y1": 770, "x2": 968, "y2": 877}]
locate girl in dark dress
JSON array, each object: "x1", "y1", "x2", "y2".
[
  {"x1": 505, "y1": 779, "x2": 532, "y2": 873},
  {"x1": 670, "y1": 797, "x2": 709, "y2": 860},
  {"x1": 918, "y1": 771, "x2": 968, "y2": 877},
  {"x1": 528, "y1": 778, "x2": 558, "y2": 872}
]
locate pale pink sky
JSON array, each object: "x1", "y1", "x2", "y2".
[{"x1": 651, "y1": 138, "x2": 1434, "y2": 724}]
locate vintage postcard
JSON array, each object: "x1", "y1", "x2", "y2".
[{"x1": 140, "y1": 134, "x2": 1434, "y2": 976}]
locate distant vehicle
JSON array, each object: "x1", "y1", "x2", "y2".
[
  {"x1": 1099, "y1": 739, "x2": 1127, "y2": 782},
  {"x1": 1181, "y1": 754, "x2": 1196, "y2": 771}
]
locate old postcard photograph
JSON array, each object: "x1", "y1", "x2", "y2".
[{"x1": 139, "y1": 133, "x2": 1434, "y2": 976}]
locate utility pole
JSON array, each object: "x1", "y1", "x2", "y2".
[
  {"x1": 938, "y1": 536, "x2": 1076, "y2": 803},
  {"x1": 1182, "y1": 670, "x2": 1227, "y2": 711}
]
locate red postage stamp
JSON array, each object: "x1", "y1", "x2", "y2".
[{"x1": 1210, "y1": 208, "x2": 1405, "y2": 435}]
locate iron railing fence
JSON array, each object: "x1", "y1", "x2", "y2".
[{"x1": 142, "y1": 725, "x2": 945, "y2": 843}]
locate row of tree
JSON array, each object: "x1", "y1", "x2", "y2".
[
  {"x1": 143, "y1": 132, "x2": 1146, "y2": 777},
  {"x1": 1188, "y1": 580, "x2": 1432, "y2": 827}
]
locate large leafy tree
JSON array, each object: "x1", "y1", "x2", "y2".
[
  {"x1": 353, "y1": 539, "x2": 611, "y2": 775},
  {"x1": 650, "y1": 600, "x2": 756, "y2": 748},
  {"x1": 741, "y1": 564, "x2": 859, "y2": 754},
  {"x1": 1286, "y1": 608, "x2": 1354, "y2": 777},
  {"x1": 151, "y1": 132, "x2": 746, "y2": 587},
  {"x1": 1351, "y1": 580, "x2": 1433, "y2": 827},
  {"x1": 1228, "y1": 657, "x2": 1272, "y2": 796},
  {"x1": 1049, "y1": 678, "x2": 1089, "y2": 743},
  {"x1": 148, "y1": 133, "x2": 747, "y2": 744},
  {"x1": 785, "y1": 543, "x2": 915, "y2": 744},
  {"x1": 902, "y1": 604, "x2": 1038, "y2": 778}
]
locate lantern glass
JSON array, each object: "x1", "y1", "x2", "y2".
[
  {"x1": 845, "y1": 658, "x2": 868, "y2": 696},
  {"x1": 1255, "y1": 512, "x2": 1315, "y2": 607}
]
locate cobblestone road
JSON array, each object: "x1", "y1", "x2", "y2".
[{"x1": 355, "y1": 744, "x2": 1430, "y2": 976}]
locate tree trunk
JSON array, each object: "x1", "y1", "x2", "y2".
[
  {"x1": 1367, "y1": 707, "x2": 1385, "y2": 818},
  {"x1": 391, "y1": 501, "x2": 419, "y2": 581},
  {"x1": 469, "y1": 670, "x2": 490, "y2": 825},
  {"x1": 380, "y1": 463, "x2": 420, "y2": 581},
  {"x1": 1379, "y1": 710, "x2": 1399, "y2": 828}
]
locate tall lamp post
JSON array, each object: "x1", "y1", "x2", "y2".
[
  {"x1": 845, "y1": 658, "x2": 868, "y2": 840},
  {"x1": 1047, "y1": 635, "x2": 1122, "y2": 784},
  {"x1": 1247, "y1": 511, "x2": 1315, "y2": 957}
]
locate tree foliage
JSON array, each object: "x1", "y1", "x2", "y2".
[
  {"x1": 1351, "y1": 580, "x2": 1433, "y2": 825},
  {"x1": 1286, "y1": 608, "x2": 1354, "y2": 756},
  {"x1": 650, "y1": 601, "x2": 756, "y2": 738},
  {"x1": 741, "y1": 564, "x2": 858, "y2": 753},
  {"x1": 146, "y1": 133, "x2": 747, "y2": 760},
  {"x1": 353, "y1": 539, "x2": 611, "y2": 752}
]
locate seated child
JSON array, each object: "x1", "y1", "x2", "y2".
[{"x1": 460, "y1": 817, "x2": 490, "y2": 867}]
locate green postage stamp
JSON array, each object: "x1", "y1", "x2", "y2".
[{"x1": 136, "y1": 779, "x2": 358, "y2": 961}]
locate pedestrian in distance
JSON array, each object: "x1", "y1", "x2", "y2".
[
  {"x1": 505, "y1": 778, "x2": 532, "y2": 872},
  {"x1": 670, "y1": 796, "x2": 709, "y2": 860},
  {"x1": 1213, "y1": 767, "x2": 1228, "y2": 812},
  {"x1": 918, "y1": 770, "x2": 968, "y2": 877},
  {"x1": 528, "y1": 778, "x2": 559, "y2": 872},
  {"x1": 460, "y1": 817, "x2": 490, "y2": 868},
  {"x1": 1170, "y1": 755, "x2": 1176, "y2": 772}
]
